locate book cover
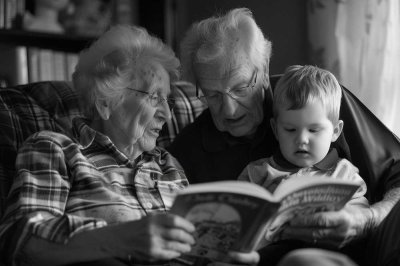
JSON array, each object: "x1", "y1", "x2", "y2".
[{"x1": 170, "y1": 177, "x2": 360, "y2": 262}]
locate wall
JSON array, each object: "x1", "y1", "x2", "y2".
[{"x1": 174, "y1": 0, "x2": 309, "y2": 75}]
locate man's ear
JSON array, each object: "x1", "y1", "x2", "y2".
[
  {"x1": 332, "y1": 120, "x2": 344, "y2": 142},
  {"x1": 270, "y1": 118, "x2": 278, "y2": 140},
  {"x1": 95, "y1": 99, "x2": 111, "y2": 120}
]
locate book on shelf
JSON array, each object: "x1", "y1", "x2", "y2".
[
  {"x1": 27, "y1": 46, "x2": 39, "y2": 82},
  {"x1": 0, "y1": 44, "x2": 28, "y2": 85},
  {"x1": 53, "y1": 51, "x2": 67, "y2": 81},
  {"x1": 38, "y1": 48, "x2": 54, "y2": 82},
  {"x1": 170, "y1": 176, "x2": 360, "y2": 263}
]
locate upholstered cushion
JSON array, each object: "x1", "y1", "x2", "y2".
[
  {"x1": 158, "y1": 81, "x2": 207, "y2": 147},
  {"x1": 0, "y1": 81, "x2": 206, "y2": 218}
]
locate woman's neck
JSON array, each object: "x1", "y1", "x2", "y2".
[{"x1": 90, "y1": 119, "x2": 142, "y2": 161}]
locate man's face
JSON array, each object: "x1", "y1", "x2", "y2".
[{"x1": 195, "y1": 62, "x2": 265, "y2": 137}]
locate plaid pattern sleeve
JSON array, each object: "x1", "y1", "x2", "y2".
[
  {"x1": 157, "y1": 81, "x2": 207, "y2": 148},
  {"x1": 0, "y1": 131, "x2": 108, "y2": 262},
  {"x1": 0, "y1": 81, "x2": 82, "y2": 219},
  {"x1": 0, "y1": 81, "x2": 204, "y2": 221},
  {"x1": 0, "y1": 120, "x2": 188, "y2": 264}
]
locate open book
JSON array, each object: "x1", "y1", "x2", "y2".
[{"x1": 170, "y1": 176, "x2": 360, "y2": 262}]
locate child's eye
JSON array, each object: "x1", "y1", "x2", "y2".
[
  {"x1": 284, "y1": 128, "x2": 295, "y2": 132},
  {"x1": 309, "y1": 128, "x2": 321, "y2": 133}
]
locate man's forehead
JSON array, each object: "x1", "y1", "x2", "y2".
[{"x1": 194, "y1": 62, "x2": 252, "y2": 82}]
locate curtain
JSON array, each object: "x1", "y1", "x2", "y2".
[{"x1": 308, "y1": 0, "x2": 400, "y2": 136}]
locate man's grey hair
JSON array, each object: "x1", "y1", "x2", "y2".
[{"x1": 180, "y1": 8, "x2": 272, "y2": 86}]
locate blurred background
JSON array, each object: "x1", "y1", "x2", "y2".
[{"x1": 0, "y1": 0, "x2": 399, "y2": 136}]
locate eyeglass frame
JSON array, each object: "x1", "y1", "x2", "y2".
[
  {"x1": 195, "y1": 70, "x2": 258, "y2": 104},
  {"x1": 126, "y1": 87, "x2": 175, "y2": 111}
]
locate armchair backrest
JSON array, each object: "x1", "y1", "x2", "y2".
[{"x1": 0, "y1": 81, "x2": 206, "y2": 219}]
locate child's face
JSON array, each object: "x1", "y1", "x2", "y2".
[{"x1": 271, "y1": 101, "x2": 343, "y2": 168}]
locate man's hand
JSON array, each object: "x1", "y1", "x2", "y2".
[{"x1": 280, "y1": 205, "x2": 372, "y2": 248}]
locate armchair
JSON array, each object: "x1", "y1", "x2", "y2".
[
  {"x1": 0, "y1": 80, "x2": 206, "y2": 219},
  {"x1": 1, "y1": 75, "x2": 400, "y2": 221}
]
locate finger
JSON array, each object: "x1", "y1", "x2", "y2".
[
  {"x1": 149, "y1": 248, "x2": 182, "y2": 261},
  {"x1": 126, "y1": 246, "x2": 181, "y2": 262},
  {"x1": 136, "y1": 238, "x2": 191, "y2": 261},
  {"x1": 282, "y1": 226, "x2": 344, "y2": 247},
  {"x1": 227, "y1": 251, "x2": 259, "y2": 265},
  {"x1": 163, "y1": 239, "x2": 193, "y2": 253},
  {"x1": 162, "y1": 227, "x2": 195, "y2": 245},
  {"x1": 154, "y1": 213, "x2": 196, "y2": 232},
  {"x1": 290, "y1": 212, "x2": 342, "y2": 227}
]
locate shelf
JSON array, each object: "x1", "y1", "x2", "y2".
[{"x1": 0, "y1": 29, "x2": 94, "y2": 53}]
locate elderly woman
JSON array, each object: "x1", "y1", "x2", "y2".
[
  {"x1": 168, "y1": 7, "x2": 400, "y2": 266},
  {"x1": 0, "y1": 25, "x2": 258, "y2": 266}
]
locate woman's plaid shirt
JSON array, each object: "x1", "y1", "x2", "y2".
[{"x1": 0, "y1": 117, "x2": 188, "y2": 261}]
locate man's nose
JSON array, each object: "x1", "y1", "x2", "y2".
[{"x1": 221, "y1": 93, "x2": 239, "y2": 116}]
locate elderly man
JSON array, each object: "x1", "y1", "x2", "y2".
[{"x1": 168, "y1": 7, "x2": 400, "y2": 266}]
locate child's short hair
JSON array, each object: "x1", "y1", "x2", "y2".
[{"x1": 273, "y1": 65, "x2": 342, "y2": 123}]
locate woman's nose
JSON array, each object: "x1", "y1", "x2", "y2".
[{"x1": 158, "y1": 101, "x2": 172, "y2": 121}]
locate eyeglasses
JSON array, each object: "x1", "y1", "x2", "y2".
[
  {"x1": 196, "y1": 70, "x2": 258, "y2": 105},
  {"x1": 126, "y1": 88, "x2": 175, "y2": 111}
]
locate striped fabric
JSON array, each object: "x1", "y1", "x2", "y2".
[
  {"x1": 0, "y1": 81, "x2": 206, "y2": 220},
  {"x1": 0, "y1": 117, "x2": 188, "y2": 263},
  {"x1": 157, "y1": 81, "x2": 207, "y2": 147}
]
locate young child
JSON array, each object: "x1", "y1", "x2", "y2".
[{"x1": 238, "y1": 65, "x2": 368, "y2": 204}]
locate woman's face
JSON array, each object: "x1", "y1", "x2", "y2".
[{"x1": 106, "y1": 62, "x2": 172, "y2": 157}]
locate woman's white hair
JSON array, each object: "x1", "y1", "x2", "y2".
[
  {"x1": 72, "y1": 25, "x2": 180, "y2": 119},
  {"x1": 180, "y1": 8, "x2": 272, "y2": 86}
]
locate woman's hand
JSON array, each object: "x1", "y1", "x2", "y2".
[
  {"x1": 279, "y1": 205, "x2": 372, "y2": 248},
  {"x1": 119, "y1": 213, "x2": 196, "y2": 262}
]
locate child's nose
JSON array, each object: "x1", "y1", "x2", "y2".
[{"x1": 296, "y1": 131, "x2": 309, "y2": 144}]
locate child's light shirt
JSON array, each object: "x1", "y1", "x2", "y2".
[{"x1": 238, "y1": 149, "x2": 368, "y2": 206}]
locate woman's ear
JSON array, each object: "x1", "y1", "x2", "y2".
[
  {"x1": 331, "y1": 120, "x2": 344, "y2": 142},
  {"x1": 95, "y1": 99, "x2": 111, "y2": 120}
]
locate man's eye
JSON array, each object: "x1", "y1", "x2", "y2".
[
  {"x1": 205, "y1": 92, "x2": 220, "y2": 99},
  {"x1": 231, "y1": 87, "x2": 248, "y2": 97},
  {"x1": 150, "y1": 95, "x2": 159, "y2": 101}
]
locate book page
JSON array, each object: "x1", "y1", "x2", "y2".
[
  {"x1": 265, "y1": 177, "x2": 360, "y2": 241},
  {"x1": 179, "y1": 181, "x2": 277, "y2": 202},
  {"x1": 171, "y1": 184, "x2": 280, "y2": 262}
]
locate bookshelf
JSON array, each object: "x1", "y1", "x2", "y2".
[
  {"x1": 0, "y1": 0, "x2": 172, "y2": 87},
  {"x1": 0, "y1": 29, "x2": 93, "y2": 52}
]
